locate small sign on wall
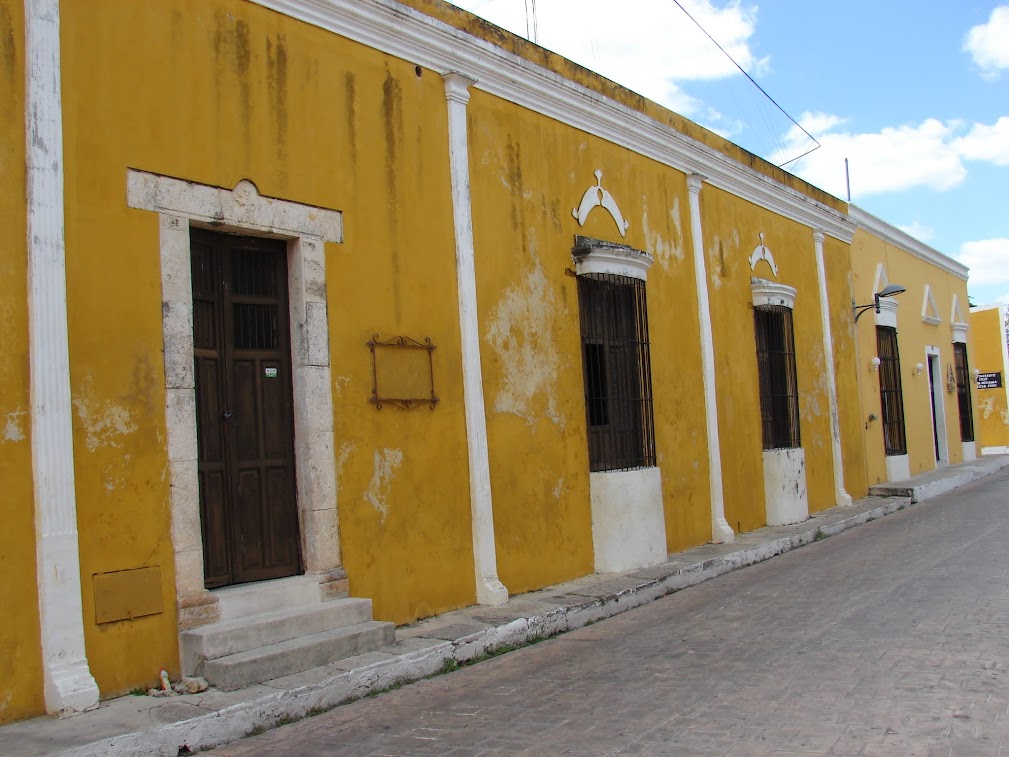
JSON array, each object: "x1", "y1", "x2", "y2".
[{"x1": 977, "y1": 372, "x2": 1003, "y2": 389}]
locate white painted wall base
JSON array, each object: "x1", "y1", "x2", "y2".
[
  {"x1": 885, "y1": 453, "x2": 911, "y2": 482},
  {"x1": 590, "y1": 467, "x2": 667, "y2": 573},
  {"x1": 981, "y1": 446, "x2": 1009, "y2": 456},
  {"x1": 762, "y1": 448, "x2": 809, "y2": 526},
  {"x1": 962, "y1": 441, "x2": 977, "y2": 462}
]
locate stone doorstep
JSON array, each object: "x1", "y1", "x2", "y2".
[
  {"x1": 10, "y1": 456, "x2": 1009, "y2": 757},
  {"x1": 203, "y1": 621, "x2": 397, "y2": 692},
  {"x1": 180, "y1": 597, "x2": 375, "y2": 677}
]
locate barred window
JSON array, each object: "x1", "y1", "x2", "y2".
[
  {"x1": 876, "y1": 326, "x2": 907, "y2": 456},
  {"x1": 953, "y1": 342, "x2": 975, "y2": 442},
  {"x1": 754, "y1": 305, "x2": 801, "y2": 449},
  {"x1": 577, "y1": 273, "x2": 656, "y2": 472}
]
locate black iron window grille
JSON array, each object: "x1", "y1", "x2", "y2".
[
  {"x1": 753, "y1": 305, "x2": 801, "y2": 450},
  {"x1": 953, "y1": 342, "x2": 975, "y2": 442},
  {"x1": 876, "y1": 326, "x2": 907, "y2": 456},
  {"x1": 577, "y1": 272, "x2": 656, "y2": 472}
]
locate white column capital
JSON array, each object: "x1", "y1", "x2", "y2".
[
  {"x1": 442, "y1": 71, "x2": 477, "y2": 105},
  {"x1": 686, "y1": 173, "x2": 706, "y2": 195},
  {"x1": 812, "y1": 228, "x2": 826, "y2": 245}
]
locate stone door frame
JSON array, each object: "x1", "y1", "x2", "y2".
[{"x1": 127, "y1": 170, "x2": 345, "y2": 629}]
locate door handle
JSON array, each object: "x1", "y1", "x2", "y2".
[{"x1": 222, "y1": 409, "x2": 233, "y2": 419}]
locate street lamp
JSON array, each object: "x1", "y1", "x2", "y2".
[{"x1": 853, "y1": 284, "x2": 907, "y2": 323}]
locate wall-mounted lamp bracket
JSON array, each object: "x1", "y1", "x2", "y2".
[{"x1": 853, "y1": 284, "x2": 907, "y2": 323}]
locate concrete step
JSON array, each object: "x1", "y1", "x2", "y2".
[
  {"x1": 180, "y1": 597, "x2": 375, "y2": 675},
  {"x1": 204, "y1": 620, "x2": 396, "y2": 691},
  {"x1": 213, "y1": 575, "x2": 323, "y2": 622}
]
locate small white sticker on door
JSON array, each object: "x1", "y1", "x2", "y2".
[{"x1": 264, "y1": 367, "x2": 279, "y2": 378}]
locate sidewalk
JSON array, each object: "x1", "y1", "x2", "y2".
[{"x1": 4, "y1": 455, "x2": 1008, "y2": 757}]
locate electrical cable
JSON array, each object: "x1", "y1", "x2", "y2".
[{"x1": 669, "y1": 0, "x2": 819, "y2": 167}]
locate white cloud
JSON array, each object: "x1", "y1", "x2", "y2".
[
  {"x1": 964, "y1": 5, "x2": 1009, "y2": 80},
  {"x1": 450, "y1": 0, "x2": 764, "y2": 116},
  {"x1": 952, "y1": 116, "x2": 1009, "y2": 165},
  {"x1": 896, "y1": 221, "x2": 935, "y2": 242},
  {"x1": 771, "y1": 113, "x2": 1009, "y2": 198},
  {"x1": 959, "y1": 239, "x2": 1009, "y2": 293},
  {"x1": 770, "y1": 114, "x2": 967, "y2": 198}
]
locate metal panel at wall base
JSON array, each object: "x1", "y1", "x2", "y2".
[
  {"x1": 763, "y1": 448, "x2": 809, "y2": 526},
  {"x1": 93, "y1": 568, "x2": 163, "y2": 624},
  {"x1": 590, "y1": 467, "x2": 667, "y2": 573}
]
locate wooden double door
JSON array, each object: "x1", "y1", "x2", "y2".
[{"x1": 191, "y1": 230, "x2": 301, "y2": 589}]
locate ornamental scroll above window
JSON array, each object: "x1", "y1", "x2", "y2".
[{"x1": 367, "y1": 335, "x2": 439, "y2": 410}]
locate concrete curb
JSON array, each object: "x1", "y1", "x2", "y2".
[
  {"x1": 869, "y1": 455, "x2": 1009, "y2": 503},
  {"x1": 57, "y1": 496, "x2": 927, "y2": 757}
]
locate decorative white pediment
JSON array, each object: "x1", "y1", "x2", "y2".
[
  {"x1": 872, "y1": 262, "x2": 889, "y2": 297},
  {"x1": 751, "y1": 277, "x2": 797, "y2": 310},
  {"x1": 572, "y1": 170, "x2": 629, "y2": 238},
  {"x1": 921, "y1": 285, "x2": 941, "y2": 325},
  {"x1": 747, "y1": 232, "x2": 778, "y2": 278}
]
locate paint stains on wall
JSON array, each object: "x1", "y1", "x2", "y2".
[
  {"x1": 2, "y1": 409, "x2": 25, "y2": 443},
  {"x1": 334, "y1": 441, "x2": 355, "y2": 498},
  {"x1": 72, "y1": 378, "x2": 138, "y2": 452},
  {"x1": 364, "y1": 448, "x2": 403, "y2": 522},
  {"x1": 706, "y1": 229, "x2": 739, "y2": 289},
  {"x1": 485, "y1": 262, "x2": 562, "y2": 427},
  {"x1": 979, "y1": 396, "x2": 995, "y2": 420},
  {"x1": 641, "y1": 196, "x2": 685, "y2": 270}
]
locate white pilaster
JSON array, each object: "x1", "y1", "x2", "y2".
[
  {"x1": 443, "y1": 72, "x2": 508, "y2": 605},
  {"x1": 686, "y1": 175, "x2": 734, "y2": 543},
  {"x1": 26, "y1": 0, "x2": 100, "y2": 716},
  {"x1": 813, "y1": 230, "x2": 852, "y2": 507}
]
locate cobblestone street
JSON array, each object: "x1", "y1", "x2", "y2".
[{"x1": 207, "y1": 470, "x2": 1009, "y2": 756}]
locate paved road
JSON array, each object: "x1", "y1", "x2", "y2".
[{"x1": 209, "y1": 470, "x2": 1009, "y2": 756}]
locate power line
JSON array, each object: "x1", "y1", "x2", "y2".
[{"x1": 669, "y1": 0, "x2": 819, "y2": 168}]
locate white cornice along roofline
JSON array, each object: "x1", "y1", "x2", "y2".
[
  {"x1": 252, "y1": 0, "x2": 854, "y2": 243},
  {"x1": 850, "y1": 206, "x2": 968, "y2": 281}
]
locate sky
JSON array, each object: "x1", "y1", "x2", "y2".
[{"x1": 449, "y1": 0, "x2": 1009, "y2": 307}]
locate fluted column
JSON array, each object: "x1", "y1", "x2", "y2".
[
  {"x1": 26, "y1": 0, "x2": 100, "y2": 716},
  {"x1": 443, "y1": 72, "x2": 508, "y2": 605},
  {"x1": 813, "y1": 229, "x2": 852, "y2": 506},
  {"x1": 687, "y1": 174, "x2": 734, "y2": 543}
]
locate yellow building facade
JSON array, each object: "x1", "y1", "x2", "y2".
[
  {"x1": 0, "y1": 0, "x2": 977, "y2": 721},
  {"x1": 969, "y1": 305, "x2": 1009, "y2": 454},
  {"x1": 850, "y1": 208, "x2": 979, "y2": 485}
]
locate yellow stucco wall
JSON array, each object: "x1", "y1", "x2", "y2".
[
  {"x1": 59, "y1": 0, "x2": 476, "y2": 696},
  {"x1": 0, "y1": 0, "x2": 46, "y2": 724},
  {"x1": 851, "y1": 228, "x2": 975, "y2": 483},
  {"x1": 970, "y1": 306, "x2": 1009, "y2": 450},
  {"x1": 467, "y1": 91, "x2": 712, "y2": 587},
  {"x1": 701, "y1": 187, "x2": 839, "y2": 531}
]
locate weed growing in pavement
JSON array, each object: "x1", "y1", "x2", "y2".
[{"x1": 813, "y1": 528, "x2": 828, "y2": 542}]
